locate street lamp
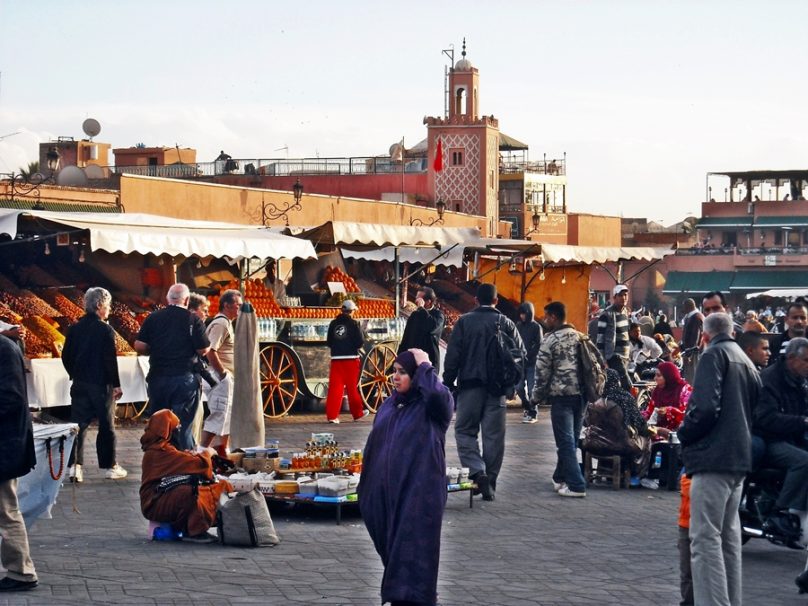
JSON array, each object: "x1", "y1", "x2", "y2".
[
  {"x1": 410, "y1": 198, "x2": 446, "y2": 226},
  {"x1": 262, "y1": 178, "x2": 304, "y2": 226},
  {"x1": 524, "y1": 208, "x2": 542, "y2": 237}
]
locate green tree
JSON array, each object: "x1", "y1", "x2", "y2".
[{"x1": 18, "y1": 161, "x2": 40, "y2": 182}]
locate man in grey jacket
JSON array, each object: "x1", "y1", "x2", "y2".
[
  {"x1": 443, "y1": 283, "x2": 524, "y2": 502},
  {"x1": 531, "y1": 301, "x2": 586, "y2": 498},
  {"x1": 678, "y1": 312, "x2": 761, "y2": 606}
]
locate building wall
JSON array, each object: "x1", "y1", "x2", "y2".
[
  {"x1": 118, "y1": 174, "x2": 500, "y2": 234},
  {"x1": 568, "y1": 214, "x2": 622, "y2": 246},
  {"x1": 113, "y1": 147, "x2": 197, "y2": 167}
]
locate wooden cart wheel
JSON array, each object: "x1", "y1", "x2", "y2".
[
  {"x1": 260, "y1": 343, "x2": 300, "y2": 418},
  {"x1": 360, "y1": 343, "x2": 396, "y2": 413},
  {"x1": 115, "y1": 400, "x2": 149, "y2": 420}
]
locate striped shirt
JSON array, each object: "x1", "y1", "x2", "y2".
[{"x1": 597, "y1": 305, "x2": 630, "y2": 360}]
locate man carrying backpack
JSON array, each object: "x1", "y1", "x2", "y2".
[
  {"x1": 531, "y1": 301, "x2": 587, "y2": 497},
  {"x1": 444, "y1": 283, "x2": 525, "y2": 502}
]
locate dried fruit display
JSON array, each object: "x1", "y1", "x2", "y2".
[
  {"x1": 109, "y1": 301, "x2": 141, "y2": 343},
  {"x1": 0, "y1": 300, "x2": 23, "y2": 323},
  {"x1": 22, "y1": 316, "x2": 66, "y2": 357},
  {"x1": 39, "y1": 290, "x2": 84, "y2": 324},
  {"x1": 0, "y1": 273, "x2": 20, "y2": 295},
  {"x1": 22, "y1": 329, "x2": 51, "y2": 358},
  {"x1": 113, "y1": 329, "x2": 135, "y2": 355},
  {"x1": 16, "y1": 290, "x2": 60, "y2": 318}
]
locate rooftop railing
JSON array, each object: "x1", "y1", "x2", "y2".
[{"x1": 500, "y1": 158, "x2": 566, "y2": 176}]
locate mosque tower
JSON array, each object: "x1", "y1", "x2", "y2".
[{"x1": 424, "y1": 39, "x2": 500, "y2": 229}]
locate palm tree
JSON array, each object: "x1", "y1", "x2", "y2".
[{"x1": 18, "y1": 161, "x2": 40, "y2": 183}]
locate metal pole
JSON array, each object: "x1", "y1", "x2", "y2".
[{"x1": 394, "y1": 247, "x2": 400, "y2": 317}]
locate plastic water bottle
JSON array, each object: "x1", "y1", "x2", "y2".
[{"x1": 653, "y1": 451, "x2": 663, "y2": 469}]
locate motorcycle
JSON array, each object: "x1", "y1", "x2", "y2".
[{"x1": 739, "y1": 466, "x2": 806, "y2": 549}]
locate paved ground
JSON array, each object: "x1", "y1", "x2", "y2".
[{"x1": 6, "y1": 407, "x2": 807, "y2": 606}]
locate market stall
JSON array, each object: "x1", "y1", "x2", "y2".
[{"x1": 0, "y1": 209, "x2": 316, "y2": 409}]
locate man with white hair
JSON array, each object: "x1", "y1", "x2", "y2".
[
  {"x1": 135, "y1": 283, "x2": 210, "y2": 450},
  {"x1": 678, "y1": 312, "x2": 761, "y2": 606},
  {"x1": 61, "y1": 287, "x2": 126, "y2": 482}
]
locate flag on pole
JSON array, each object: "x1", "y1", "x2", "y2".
[{"x1": 433, "y1": 137, "x2": 443, "y2": 172}]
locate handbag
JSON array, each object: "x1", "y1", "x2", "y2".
[{"x1": 216, "y1": 487, "x2": 280, "y2": 547}]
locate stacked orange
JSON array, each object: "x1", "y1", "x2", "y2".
[
  {"x1": 356, "y1": 298, "x2": 395, "y2": 318},
  {"x1": 321, "y1": 266, "x2": 360, "y2": 293}
]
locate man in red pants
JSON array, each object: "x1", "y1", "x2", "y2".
[{"x1": 325, "y1": 300, "x2": 369, "y2": 423}]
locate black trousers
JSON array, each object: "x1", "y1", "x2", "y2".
[{"x1": 68, "y1": 381, "x2": 117, "y2": 468}]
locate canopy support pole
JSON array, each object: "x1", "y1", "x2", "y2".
[
  {"x1": 397, "y1": 244, "x2": 461, "y2": 283},
  {"x1": 394, "y1": 247, "x2": 400, "y2": 317}
]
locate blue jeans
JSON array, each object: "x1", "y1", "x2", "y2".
[
  {"x1": 518, "y1": 361, "x2": 537, "y2": 417},
  {"x1": 550, "y1": 394, "x2": 586, "y2": 492},
  {"x1": 147, "y1": 373, "x2": 201, "y2": 450}
]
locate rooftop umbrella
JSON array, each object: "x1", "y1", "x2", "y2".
[{"x1": 230, "y1": 301, "x2": 264, "y2": 449}]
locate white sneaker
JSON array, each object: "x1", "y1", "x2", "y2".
[
  {"x1": 104, "y1": 464, "x2": 128, "y2": 480},
  {"x1": 551, "y1": 480, "x2": 566, "y2": 492},
  {"x1": 522, "y1": 412, "x2": 538, "y2": 424},
  {"x1": 640, "y1": 478, "x2": 659, "y2": 490},
  {"x1": 558, "y1": 486, "x2": 586, "y2": 498},
  {"x1": 354, "y1": 409, "x2": 371, "y2": 421},
  {"x1": 69, "y1": 464, "x2": 83, "y2": 483},
  {"x1": 327, "y1": 418, "x2": 340, "y2": 424}
]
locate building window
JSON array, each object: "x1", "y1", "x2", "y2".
[{"x1": 450, "y1": 149, "x2": 464, "y2": 166}]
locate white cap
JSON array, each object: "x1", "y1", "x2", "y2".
[
  {"x1": 341, "y1": 299, "x2": 357, "y2": 311},
  {"x1": 613, "y1": 284, "x2": 629, "y2": 296}
]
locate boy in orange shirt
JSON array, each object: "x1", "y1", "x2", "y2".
[{"x1": 678, "y1": 471, "x2": 694, "y2": 606}]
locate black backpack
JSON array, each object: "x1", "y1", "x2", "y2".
[
  {"x1": 577, "y1": 332, "x2": 607, "y2": 403},
  {"x1": 485, "y1": 315, "x2": 525, "y2": 397}
]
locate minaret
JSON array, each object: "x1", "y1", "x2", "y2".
[{"x1": 424, "y1": 39, "x2": 499, "y2": 231}]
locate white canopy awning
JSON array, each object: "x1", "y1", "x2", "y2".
[
  {"x1": 0, "y1": 210, "x2": 316, "y2": 261},
  {"x1": 341, "y1": 245, "x2": 465, "y2": 268},
  {"x1": 537, "y1": 244, "x2": 674, "y2": 265},
  {"x1": 745, "y1": 288, "x2": 808, "y2": 300},
  {"x1": 293, "y1": 221, "x2": 481, "y2": 248}
]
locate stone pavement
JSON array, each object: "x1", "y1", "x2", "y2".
[{"x1": 6, "y1": 408, "x2": 805, "y2": 606}]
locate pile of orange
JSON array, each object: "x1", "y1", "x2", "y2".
[{"x1": 321, "y1": 266, "x2": 360, "y2": 293}]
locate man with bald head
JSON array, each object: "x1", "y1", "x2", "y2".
[{"x1": 135, "y1": 283, "x2": 211, "y2": 450}]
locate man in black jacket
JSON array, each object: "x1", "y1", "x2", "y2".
[
  {"x1": 767, "y1": 301, "x2": 808, "y2": 366},
  {"x1": 678, "y1": 312, "x2": 760, "y2": 606},
  {"x1": 443, "y1": 283, "x2": 525, "y2": 501},
  {"x1": 398, "y1": 287, "x2": 445, "y2": 373},
  {"x1": 516, "y1": 302, "x2": 543, "y2": 423},
  {"x1": 62, "y1": 287, "x2": 126, "y2": 483},
  {"x1": 0, "y1": 334, "x2": 38, "y2": 592},
  {"x1": 325, "y1": 299, "x2": 368, "y2": 423},
  {"x1": 753, "y1": 337, "x2": 808, "y2": 536}
]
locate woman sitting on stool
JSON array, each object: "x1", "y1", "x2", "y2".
[{"x1": 643, "y1": 361, "x2": 691, "y2": 441}]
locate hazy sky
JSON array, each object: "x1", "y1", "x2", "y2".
[{"x1": 1, "y1": 1, "x2": 806, "y2": 224}]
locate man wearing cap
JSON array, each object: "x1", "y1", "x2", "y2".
[
  {"x1": 325, "y1": 299, "x2": 369, "y2": 423},
  {"x1": 597, "y1": 285, "x2": 632, "y2": 390}
]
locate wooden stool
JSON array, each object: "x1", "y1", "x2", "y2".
[{"x1": 583, "y1": 452, "x2": 631, "y2": 490}]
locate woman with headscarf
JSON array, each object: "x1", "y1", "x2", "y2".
[
  {"x1": 643, "y1": 361, "x2": 692, "y2": 440},
  {"x1": 582, "y1": 369, "x2": 652, "y2": 481},
  {"x1": 358, "y1": 349, "x2": 454, "y2": 606},
  {"x1": 140, "y1": 409, "x2": 232, "y2": 542}
]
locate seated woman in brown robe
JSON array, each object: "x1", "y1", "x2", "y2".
[{"x1": 140, "y1": 409, "x2": 232, "y2": 540}]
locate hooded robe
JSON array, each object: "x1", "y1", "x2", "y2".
[
  {"x1": 357, "y1": 361, "x2": 454, "y2": 605},
  {"x1": 140, "y1": 409, "x2": 232, "y2": 536}
]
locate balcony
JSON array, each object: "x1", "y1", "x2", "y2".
[
  {"x1": 109, "y1": 156, "x2": 429, "y2": 179},
  {"x1": 500, "y1": 158, "x2": 565, "y2": 176},
  {"x1": 676, "y1": 245, "x2": 808, "y2": 267}
]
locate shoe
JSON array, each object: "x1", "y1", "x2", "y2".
[
  {"x1": 471, "y1": 472, "x2": 492, "y2": 499},
  {"x1": 764, "y1": 511, "x2": 801, "y2": 540},
  {"x1": 0, "y1": 577, "x2": 38, "y2": 592},
  {"x1": 640, "y1": 478, "x2": 659, "y2": 490},
  {"x1": 558, "y1": 486, "x2": 586, "y2": 498},
  {"x1": 104, "y1": 464, "x2": 128, "y2": 480},
  {"x1": 551, "y1": 480, "x2": 566, "y2": 492},
  {"x1": 327, "y1": 418, "x2": 340, "y2": 424},
  {"x1": 521, "y1": 412, "x2": 538, "y2": 424},
  {"x1": 182, "y1": 531, "x2": 217, "y2": 544},
  {"x1": 796, "y1": 569, "x2": 808, "y2": 594},
  {"x1": 353, "y1": 409, "x2": 371, "y2": 421},
  {"x1": 68, "y1": 464, "x2": 83, "y2": 483}
]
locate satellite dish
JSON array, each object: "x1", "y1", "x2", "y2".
[
  {"x1": 84, "y1": 164, "x2": 105, "y2": 180},
  {"x1": 389, "y1": 143, "x2": 404, "y2": 162},
  {"x1": 82, "y1": 118, "x2": 101, "y2": 139},
  {"x1": 56, "y1": 166, "x2": 89, "y2": 187}
]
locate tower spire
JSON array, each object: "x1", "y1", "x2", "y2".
[{"x1": 462, "y1": 37, "x2": 467, "y2": 59}]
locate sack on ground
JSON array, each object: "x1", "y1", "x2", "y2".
[
  {"x1": 485, "y1": 315, "x2": 525, "y2": 397},
  {"x1": 578, "y1": 332, "x2": 607, "y2": 403},
  {"x1": 217, "y1": 487, "x2": 280, "y2": 547}
]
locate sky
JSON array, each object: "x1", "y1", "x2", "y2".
[{"x1": 1, "y1": 0, "x2": 807, "y2": 224}]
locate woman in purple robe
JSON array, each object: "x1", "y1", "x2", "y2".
[{"x1": 358, "y1": 348, "x2": 454, "y2": 606}]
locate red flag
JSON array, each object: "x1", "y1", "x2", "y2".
[{"x1": 433, "y1": 137, "x2": 443, "y2": 172}]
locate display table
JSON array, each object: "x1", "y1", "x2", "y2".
[
  {"x1": 18, "y1": 423, "x2": 78, "y2": 527},
  {"x1": 26, "y1": 356, "x2": 149, "y2": 408},
  {"x1": 264, "y1": 482, "x2": 476, "y2": 525}
]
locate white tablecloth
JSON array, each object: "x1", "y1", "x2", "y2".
[
  {"x1": 18, "y1": 423, "x2": 78, "y2": 527},
  {"x1": 26, "y1": 356, "x2": 150, "y2": 408}
]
